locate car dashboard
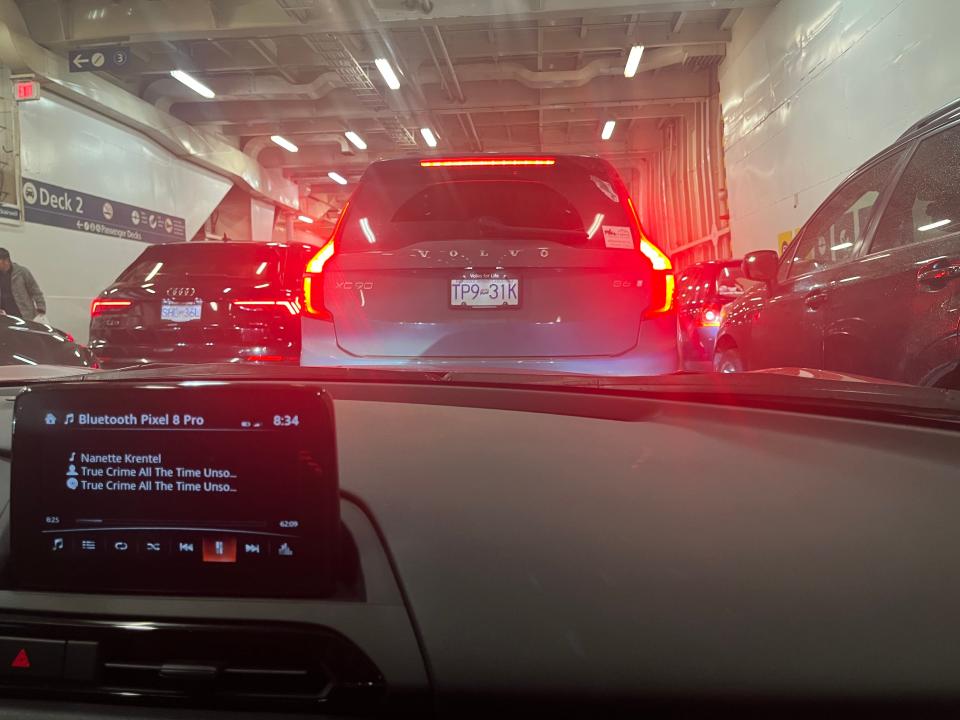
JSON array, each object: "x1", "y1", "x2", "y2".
[{"x1": 0, "y1": 370, "x2": 957, "y2": 717}]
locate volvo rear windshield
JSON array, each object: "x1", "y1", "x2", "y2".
[
  {"x1": 338, "y1": 158, "x2": 639, "y2": 251},
  {"x1": 118, "y1": 245, "x2": 282, "y2": 282}
]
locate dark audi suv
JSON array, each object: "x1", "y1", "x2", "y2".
[
  {"x1": 89, "y1": 242, "x2": 319, "y2": 368},
  {"x1": 301, "y1": 155, "x2": 678, "y2": 375},
  {"x1": 715, "y1": 100, "x2": 960, "y2": 388}
]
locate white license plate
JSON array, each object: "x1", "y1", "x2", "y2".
[
  {"x1": 451, "y1": 278, "x2": 520, "y2": 307},
  {"x1": 161, "y1": 301, "x2": 202, "y2": 322}
]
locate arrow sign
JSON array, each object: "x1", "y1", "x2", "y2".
[{"x1": 68, "y1": 46, "x2": 130, "y2": 73}]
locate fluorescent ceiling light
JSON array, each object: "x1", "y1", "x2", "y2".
[
  {"x1": 328, "y1": 171, "x2": 348, "y2": 185},
  {"x1": 375, "y1": 58, "x2": 401, "y2": 90},
  {"x1": 270, "y1": 135, "x2": 299, "y2": 153},
  {"x1": 297, "y1": 215, "x2": 314, "y2": 224},
  {"x1": 344, "y1": 131, "x2": 367, "y2": 150},
  {"x1": 170, "y1": 70, "x2": 215, "y2": 99},
  {"x1": 420, "y1": 127, "x2": 438, "y2": 147},
  {"x1": 918, "y1": 218, "x2": 951, "y2": 232},
  {"x1": 601, "y1": 120, "x2": 616, "y2": 140},
  {"x1": 624, "y1": 45, "x2": 645, "y2": 78}
]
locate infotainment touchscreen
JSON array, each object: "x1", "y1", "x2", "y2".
[{"x1": 9, "y1": 382, "x2": 338, "y2": 597}]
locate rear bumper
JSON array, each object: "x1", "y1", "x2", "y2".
[
  {"x1": 90, "y1": 343, "x2": 298, "y2": 369},
  {"x1": 680, "y1": 326, "x2": 721, "y2": 371},
  {"x1": 301, "y1": 314, "x2": 679, "y2": 377}
]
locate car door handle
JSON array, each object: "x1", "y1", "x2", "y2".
[
  {"x1": 918, "y1": 263, "x2": 960, "y2": 288},
  {"x1": 803, "y1": 289, "x2": 829, "y2": 310}
]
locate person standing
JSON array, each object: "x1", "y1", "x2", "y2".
[{"x1": 0, "y1": 248, "x2": 47, "y2": 323}]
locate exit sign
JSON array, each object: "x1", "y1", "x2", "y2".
[{"x1": 13, "y1": 79, "x2": 39, "y2": 101}]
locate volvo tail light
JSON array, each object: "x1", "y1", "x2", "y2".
[
  {"x1": 625, "y1": 197, "x2": 674, "y2": 317},
  {"x1": 91, "y1": 299, "x2": 132, "y2": 317},
  {"x1": 303, "y1": 201, "x2": 349, "y2": 320}
]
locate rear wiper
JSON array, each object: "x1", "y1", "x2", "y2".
[{"x1": 476, "y1": 216, "x2": 586, "y2": 240}]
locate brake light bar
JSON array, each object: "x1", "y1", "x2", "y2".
[
  {"x1": 305, "y1": 240, "x2": 336, "y2": 274},
  {"x1": 303, "y1": 200, "x2": 349, "y2": 320},
  {"x1": 91, "y1": 299, "x2": 132, "y2": 317},
  {"x1": 233, "y1": 300, "x2": 299, "y2": 316},
  {"x1": 420, "y1": 157, "x2": 555, "y2": 168},
  {"x1": 624, "y1": 196, "x2": 674, "y2": 316}
]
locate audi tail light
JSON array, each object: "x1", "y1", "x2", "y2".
[
  {"x1": 233, "y1": 299, "x2": 300, "y2": 315},
  {"x1": 625, "y1": 197, "x2": 674, "y2": 317},
  {"x1": 91, "y1": 299, "x2": 132, "y2": 317},
  {"x1": 700, "y1": 306, "x2": 722, "y2": 327},
  {"x1": 303, "y1": 201, "x2": 349, "y2": 320}
]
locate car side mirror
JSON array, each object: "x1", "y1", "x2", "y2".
[{"x1": 742, "y1": 250, "x2": 779, "y2": 284}]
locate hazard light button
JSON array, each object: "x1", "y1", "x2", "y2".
[{"x1": 0, "y1": 637, "x2": 65, "y2": 678}]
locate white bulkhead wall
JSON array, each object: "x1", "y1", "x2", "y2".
[{"x1": 720, "y1": 0, "x2": 960, "y2": 256}]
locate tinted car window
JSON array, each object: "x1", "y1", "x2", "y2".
[
  {"x1": 676, "y1": 268, "x2": 702, "y2": 306},
  {"x1": 119, "y1": 244, "x2": 282, "y2": 282},
  {"x1": 870, "y1": 125, "x2": 960, "y2": 252},
  {"x1": 786, "y1": 152, "x2": 903, "y2": 278},
  {"x1": 716, "y1": 264, "x2": 761, "y2": 298},
  {"x1": 340, "y1": 159, "x2": 635, "y2": 251}
]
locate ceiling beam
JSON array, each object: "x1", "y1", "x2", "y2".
[
  {"x1": 719, "y1": 8, "x2": 743, "y2": 30},
  {"x1": 24, "y1": 11, "x2": 732, "y2": 51},
  {"x1": 206, "y1": 101, "x2": 689, "y2": 138}
]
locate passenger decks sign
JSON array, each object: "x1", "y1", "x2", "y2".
[{"x1": 21, "y1": 178, "x2": 186, "y2": 243}]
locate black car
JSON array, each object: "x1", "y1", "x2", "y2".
[
  {"x1": 0, "y1": 314, "x2": 96, "y2": 368},
  {"x1": 675, "y1": 259, "x2": 759, "y2": 371},
  {"x1": 89, "y1": 242, "x2": 319, "y2": 368},
  {"x1": 715, "y1": 99, "x2": 960, "y2": 388}
]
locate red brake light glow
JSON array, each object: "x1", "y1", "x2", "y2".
[
  {"x1": 305, "y1": 240, "x2": 336, "y2": 274},
  {"x1": 91, "y1": 299, "x2": 132, "y2": 317},
  {"x1": 303, "y1": 201, "x2": 349, "y2": 319},
  {"x1": 701, "y1": 308, "x2": 721, "y2": 327},
  {"x1": 624, "y1": 196, "x2": 674, "y2": 315},
  {"x1": 420, "y1": 157, "x2": 555, "y2": 168}
]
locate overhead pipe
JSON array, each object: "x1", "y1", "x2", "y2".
[
  {"x1": 414, "y1": 46, "x2": 722, "y2": 90},
  {"x1": 432, "y1": 26, "x2": 466, "y2": 103},
  {"x1": 144, "y1": 72, "x2": 343, "y2": 110},
  {"x1": 420, "y1": 26, "x2": 453, "y2": 101},
  {"x1": 243, "y1": 134, "x2": 352, "y2": 158}
]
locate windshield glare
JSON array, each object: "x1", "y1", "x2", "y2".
[{"x1": 0, "y1": 1, "x2": 955, "y2": 397}]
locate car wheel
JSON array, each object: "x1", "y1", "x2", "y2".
[{"x1": 715, "y1": 347, "x2": 744, "y2": 374}]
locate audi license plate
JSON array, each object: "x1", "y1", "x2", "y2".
[
  {"x1": 451, "y1": 276, "x2": 520, "y2": 307},
  {"x1": 161, "y1": 299, "x2": 202, "y2": 322}
]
